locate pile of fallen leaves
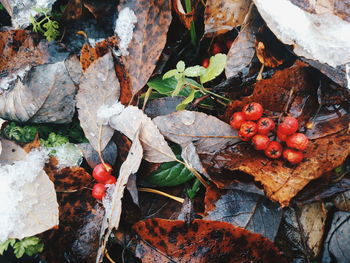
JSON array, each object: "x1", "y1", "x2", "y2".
[{"x1": 0, "y1": 0, "x2": 350, "y2": 262}]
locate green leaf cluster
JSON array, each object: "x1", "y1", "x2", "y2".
[
  {"x1": 3, "y1": 122, "x2": 38, "y2": 143},
  {"x1": 29, "y1": 7, "x2": 60, "y2": 41},
  {"x1": 0, "y1": 237, "x2": 44, "y2": 258},
  {"x1": 148, "y1": 54, "x2": 228, "y2": 110},
  {"x1": 40, "y1": 132, "x2": 69, "y2": 148}
]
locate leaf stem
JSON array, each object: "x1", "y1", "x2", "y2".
[
  {"x1": 185, "y1": 0, "x2": 197, "y2": 46},
  {"x1": 138, "y1": 188, "x2": 185, "y2": 203}
]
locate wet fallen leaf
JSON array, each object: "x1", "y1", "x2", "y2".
[
  {"x1": 225, "y1": 9, "x2": 259, "y2": 78},
  {"x1": 133, "y1": 218, "x2": 287, "y2": 263},
  {"x1": 322, "y1": 211, "x2": 350, "y2": 263},
  {"x1": 204, "y1": 185, "x2": 282, "y2": 240},
  {"x1": 144, "y1": 96, "x2": 184, "y2": 118},
  {"x1": 109, "y1": 104, "x2": 176, "y2": 163},
  {"x1": 97, "y1": 129, "x2": 143, "y2": 263},
  {"x1": 332, "y1": 190, "x2": 350, "y2": 211},
  {"x1": 77, "y1": 52, "x2": 120, "y2": 152},
  {"x1": 83, "y1": 0, "x2": 115, "y2": 20},
  {"x1": 204, "y1": 0, "x2": 251, "y2": 36},
  {"x1": 62, "y1": 0, "x2": 83, "y2": 21},
  {"x1": 116, "y1": 0, "x2": 172, "y2": 98}
]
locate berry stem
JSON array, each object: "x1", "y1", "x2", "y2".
[
  {"x1": 138, "y1": 188, "x2": 184, "y2": 203},
  {"x1": 98, "y1": 124, "x2": 110, "y2": 171}
]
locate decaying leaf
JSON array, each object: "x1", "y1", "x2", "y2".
[
  {"x1": 322, "y1": 211, "x2": 350, "y2": 263},
  {"x1": 333, "y1": 190, "x2": 350, "y2": 212},
  {"x1": 253, "y1": 0, "x2": 350, "y2": 82},
  {"x1": 204, "y1": 0, "x2": 251, "y2": 36},
  {"x1": 153, "y1": 110, "x2": 238, "y2": 155},
  {"x1": 62, "y1": 0, "x2": 83, "y2": 21},
  {"x1": 0, "y1": 30, "x2": 79, "y2": 123},
  {"x1": 0, "y1": 140, "x2": 59, "y2": 242},
  {"x1": 225, "y1": 11, "x2": 259, "y2": 78},
  {"x1": 276, "y1": 202, "x2": 327, "y2": 260},
  {"x1": 204, "y1": 186, "x2": 282, "y2": 241},
  {"x1": 77, "y1": 52, "x2": 120, "y2": 152},
  {"x1": 116, "y1": 0, "x2": 172, "y2": 97},
  {"x1": 109, "y1": 105, "x2": 176, "y2": 163},
  {"x1": 172, "y1": 0, "x2": 196, "y2": 30},
  {"x1": 133, "y1": 218, "x2": 287, "y2": 263},
  {"x1": 97, "y1": 129, "x2": 143, "y2": 263}
]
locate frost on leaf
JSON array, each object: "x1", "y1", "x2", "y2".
[
  {"x1": 0, "y1": 139, "x2": 58, "y2": 242},
  {"x1": 114, "y1": 7, "x2": 138, "y2": 56}
]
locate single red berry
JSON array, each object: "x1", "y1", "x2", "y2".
[
  {"x1": 226, "y1": 39, "x2": 234, "y2": 50},
  {"x1": 242, "y1": 102, "x2": 264, "y2": 121},
  {"x1": 93, "y1": 163, "x2": 113, "y2": 183},
  {"x1": 211, "y1": 42, "x2": 222, "y2": 55},
  {"x1": 238, "y1": 131, "x2": 251, "y2": 141},
  {"x1": 202, "y1": 58, "x2": 209, "y2": 68},
  {"x1": 92, "y1": 183, "x2": 106, "y2": 200},
  {"x1": 252, "y1": 134, "x2": 270, "y2": 150},
  {"x1": 257, "y1": 117, "x2": 275, "y2": 135},
  {"x1": 278, "y1": 116, "x2": 298, "y2": 135},
  {"x1": 286, "y1": 133, "x2": 309, "y2": 151},
  {"x1": 104, "y1": 175, "x2": 117, "y2": 185},
  {"x1": 283, "y1": 148, "x2": 303, "y2": 164},
  {"x1": 230, "y1": 112, "x2": 246, "y2": 130},
  {"x1": 277, "y1": 130, "x2": 288, "y2": 142},
  {"x1": 240, "y1": 121, "x2": 258, "y2": 138},
  {"x1": 264, "y1": 141, "x2": 282, "y2": 159}
]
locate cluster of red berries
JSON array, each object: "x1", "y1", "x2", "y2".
[
  {"x1": 230, "y1": 102, "x2": 309, "y2": 164},
  {"x1": 91, "y1": 163, "x2": 116, "y2": 200},
  {"x1": 201, "y1": 38, "x2": 234, "y2": 68}
]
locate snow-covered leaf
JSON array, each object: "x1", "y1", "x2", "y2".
[
  {"x1": 108, "y1": 104, "x2": 176, "y2": 163},
  {"x1": 0, "y1": 140, "x2": 58, "y2": 243},
  {"x1": 77, "y1": 52, "x2": 120, "y2": 152},
  {"x1": 97, "y1": 129, "x2": 143, "y2": 263}
]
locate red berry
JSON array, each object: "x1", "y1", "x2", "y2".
[
  {"x1": 211, "y1": 42, "x2": 222, "y2": 55},
  {"x1": 226, "y1": 39, "x2": 234, "y2": 50},
  {"x1": 242, "y1": 102, "x2": 264, "y2": 121},
  {"x1": 239, "y1": 121, "x2": 258, "y2": 138},
  {"x1": 286, "y1": 133, "x2": 309, "y2": 151},
  {"x1": 257, "y1": 117, "x2": 275, "y2": 135},
  {"x1": 283, "y1": 148, "x2": 303, "y2": 164},
  {"x1": 238, "y1": 131, "x2": 251, "y2": 141},
  {"x1": 202, "y1": 58, "x2": 209, "y2": 68},
  {"x1": 92, "y1": 183, "x2": 106, "y2": 200},
  {"x1": 93, "y1": 163, "x2": 113, "y2": 183},
  {"x1": 230, "y1": 112, "x2": 246, "y2": 130},
  {"x1": 104, "y1": 175, "x2": 117, "y2": 185},
  {"x1": 264, "y1": 141, "x2": 282, "y2": 159},
  {"x1": 252, "y1": 134, "x2": 270, "y2": 150},
  {"x1": 278, "y1": 116, "x2": 298, "y2": 135},
  {"x1": 277, "y1": 130, "x2": 288, "y2": 142}
]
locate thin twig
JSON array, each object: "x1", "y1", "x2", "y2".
[
  {"x1": 166, "y1": 132, "x2": 239, "y2": 139},
  {"x1": 139, "y1": 188, "x2": 185, "y2": 203}
]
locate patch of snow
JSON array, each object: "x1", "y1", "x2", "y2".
[
  {"x1": 0, "y1": 149, "x2": 52, "y2": 242},
  {"x1": 52, "y1": 143, "x2": 83, "y2": 168},
  {"x1": 346, "y1": 64, "x2": 350, "y2": 90},
  {"x1": 0, "y1": 65, "x2": 31, "y2": 90},
  {"x1": 97, "y1": 101, "x2": 125, "y2": 125},
  {"x1": 114, "y1": 7, "x2": 138, "y2": 56},
  {"x1": 253, "y1": 0, "x2": 350, "y2": 67}
]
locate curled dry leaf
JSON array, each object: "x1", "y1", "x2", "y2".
[
  {"x1": 153, "y1": 110, "x2": 239, "y2": 155},
  {"x1": 133, "y1": 218, "x2": 287, "y2": 263},
  {"x1": 276, "y1": 202, "x2": 327, "y2": 260},
  {"x1": 225, "y1": 10, "x2": 259, "y2": 78},
  {"x1": 116, "y1": 0, "x2": 172, "y2": 98},
  {"x1": 204, "y1": 185, "x2": 282, "y2": 241},
  {"x1": 96, "y1": 129, "x2": 143, "y2": 263},
  {"x1": 77, "y1": 52, "x2": 120, "y2": 152},
  {"x1": 322, "y1": 211, "x2": 350, "y2": 263},
  {"x1": 332, "y1": 190, "x2": 350, "y2": 212},
  {"x1": 173, "y1": 0, "x2": 196, "y2": 30},
  {"x1": 109, "y1": 105, "x2": 176, "y2": 163},
  {"x1": 204, "y1": 0, "x2": 251, "y2": 36}
]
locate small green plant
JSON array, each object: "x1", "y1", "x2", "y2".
[
  {"x1": 0, "y1": 3, "x2": 5, "y2": 11},
  {"x1": 149, "y1": 53, "x2": 229, "y2": 110},
  {"x1": 3, "y1": 122, "x2": 38, "y2": 143},
  {"x1": 0, "y1": 237, "x2": 44, "y2": 258},
  {"x1": 40, "y1": 132, "x2": 69, "y2": 148},
  {"x1": 29, "y1": 7, "x2": 60, "y2": 41}
]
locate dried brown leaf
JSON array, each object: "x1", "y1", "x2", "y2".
[
  {"x1": 333, "y1": 190, "x2": 350, "y2": 211},
  {"x1": 77, "y1": 52, "x2": 120, "y2": 152}
]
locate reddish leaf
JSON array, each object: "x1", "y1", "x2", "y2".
[
  {"x1": 172, "y1": 0, "x2": 197, "y2": 30},
  {"x1": 133, "y1": 219, "x2": 286, "y2": 263}
]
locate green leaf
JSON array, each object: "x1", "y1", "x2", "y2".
[
  {"x1": 200, "y1": 53, "x2": 227, "y2": 84},
  {"x1": 176, "y1": 61, "x2": 185, "y2": 72},
  {"x1": 171, "y1": 78, "x2": 184, "y2": 96},
  {"x1": 148, "y1": 76, "x2": 178, "y2": 96},
  {"x1": 184, "y1": 65, "x2": 206, "y2": 77},
  {"x1": 147, "y1": 146, "x2": 194, "y2": 187},
  {"x1": 0, "y1": 239, "x2": 16, "y2": 255},
  {"x1": 12, "y1": 237, "x2": 43, "y2": 258},
  {"x1": 186, "y1": 179, "x2": 201, "y2": 199},
  {"x1": 41, "y1": 132, "x2": 69, "y2": 148},
  {"x1": 176, "y1": 89, "x2": 197, "y2": 110},
  {"x1": 163, "y1": 69, "x2": 178, "y2": 80}
]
